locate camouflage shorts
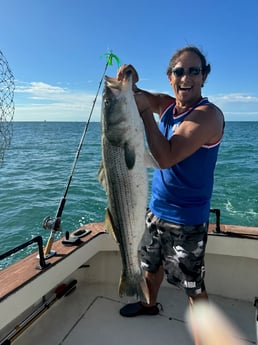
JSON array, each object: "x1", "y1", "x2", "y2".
[{"x1": 140, "y1": 210, "x2": 208, "y2": 296}]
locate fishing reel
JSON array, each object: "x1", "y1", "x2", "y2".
[
  {"x1": 42, "y1": 216, "x2": 62, "y2": 231},
  {"x1": 38, "y1": 216, "x2": 62, "y2": 260}
]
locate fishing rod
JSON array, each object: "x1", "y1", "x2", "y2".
[
  {"x1": 42, "y1": 51, "x2": 120, "y2": 258},
  {"x1": 0, "y1": 280, "x2": 77, "y2": 345}
]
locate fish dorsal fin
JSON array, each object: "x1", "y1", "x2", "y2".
[{"x1": 124, "y1": 142, "x2": 135, "y2": 170}]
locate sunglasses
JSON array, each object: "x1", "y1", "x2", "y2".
[{"x1": 172, "y1": 66, "x2": 203, "y2": 78}]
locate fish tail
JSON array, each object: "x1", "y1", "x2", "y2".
[{"x1": 119, "y1": 272, "x2": 150, "y2": 303}]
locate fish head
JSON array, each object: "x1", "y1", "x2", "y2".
[{"x1": 101, "y1": 73, "x2": 137, "y2": 146}]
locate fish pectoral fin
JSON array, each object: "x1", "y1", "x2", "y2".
[
  {"x1": 144, "y1": 149, "x2": 160, "y2": 169},
  {"x1": 98, "y1": 161, "x2": 107, "y2": 190},
  {"x1": 124, "y1": 142, "x2": 135, "y2": 170}
]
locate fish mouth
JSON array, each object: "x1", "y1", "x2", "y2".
[
  {"x1": 105, "y1": 76, "x2": 121, "y2": 89},
  {"x1": 105, "y1": 70, "x2": 133, "y2": 86},
  {"x1": 104, "y1": 73, "x2": 133, "y2": 98}
]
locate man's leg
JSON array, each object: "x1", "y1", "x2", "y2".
[
  {"x1": 119, "y1": 266, "x2": 164, "y2": 317},
  {"x1": 144, "y1": 265, "x2": 164, "y2": 306}
]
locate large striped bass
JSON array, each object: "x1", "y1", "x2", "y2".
[{"x1": 98, "y1": 71, "x2": 157, "y2": 302}]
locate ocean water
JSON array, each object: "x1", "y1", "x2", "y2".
[{"x1": 0, "y1": 121, "x2": 257, "y2": 268}]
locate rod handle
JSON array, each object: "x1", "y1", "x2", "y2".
[{"x1": 44, "y1": 237, "x2": 54, "y2": 256}]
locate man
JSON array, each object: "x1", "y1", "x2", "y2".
[{"x1": 117, "y1": 46, "x2": 224, "y2": 324}]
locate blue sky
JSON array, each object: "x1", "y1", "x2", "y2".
[{"x1": 1, "y1": 0, "x2": 257, "y2": 122}]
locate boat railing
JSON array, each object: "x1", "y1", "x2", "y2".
[
  {"x1": 209, "y1": 208, "x2": 221, "y2": 232},
  {"x1": 0, "y1": 235, "x2": 50, "y2": 270}
]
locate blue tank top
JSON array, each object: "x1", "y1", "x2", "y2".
[{"x1": 149, "y1": 97, "x2": 222, "y2": 225}]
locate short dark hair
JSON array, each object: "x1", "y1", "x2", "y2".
[{"x1": 166, "y1": 46, "x2": 211, "y2": 77}]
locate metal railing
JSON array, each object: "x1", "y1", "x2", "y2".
[
  {"x1": 0, "y1": 235, "x2": 49, "y2": 270},
  {"x1": 210, "y1": 208, "x2": 221, "y2": 233}
]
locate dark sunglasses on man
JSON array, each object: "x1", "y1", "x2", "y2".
[{"x1": 172, "y1": 66, "x2": 203, "y2": 78}]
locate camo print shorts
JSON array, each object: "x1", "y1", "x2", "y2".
[{"x1": 140, "y1": 209, "x2": 208, "y2": 296}]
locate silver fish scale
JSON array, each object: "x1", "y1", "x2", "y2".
[
  {"x1": 100, "y1": 75, "x2": 152, "y2": 300},
  {"x1": 102, "y1": 139, "x2": 147, "y2": 279}
]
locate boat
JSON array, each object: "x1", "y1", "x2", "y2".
[
  {"x1": 0, "y1": 209, "x2": 258, "y2": 345},
  {"x1": 0, "y1": 49, "x2": 256, "y2": 344}
]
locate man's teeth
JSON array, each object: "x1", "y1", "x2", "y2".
[{"x1": 180, "y1": 86, "x2": 192, "y2": 90}]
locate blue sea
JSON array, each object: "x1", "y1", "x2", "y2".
[{"x1": 0, "y1": 121, "x2": 257, "y2": 269}]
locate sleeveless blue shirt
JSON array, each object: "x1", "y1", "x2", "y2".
[{"x1": 149, "y1": 97, "x2": 222, "y2": 225}]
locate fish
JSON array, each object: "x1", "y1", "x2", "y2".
[{"x1": 98, "y1": 71, "x2": 158, "y2": 303}]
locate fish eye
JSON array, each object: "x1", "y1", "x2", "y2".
[{"x1": 104, "y1": 99, "x2": 111, "y2": 107}]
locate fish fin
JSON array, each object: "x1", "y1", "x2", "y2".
[
  {"x1": 97, "y1": 161, "x2": 107, "y2": 190},
  {"x1": 118, "y1": 271, "x2": 138, "y2": 298},
  {"x1": 124, "y1": 142, "x2": 135, "y2": 170},
  {"x1": 119, "y1": 271, "x2": 150, "y2": 303},
  {"x1": 144, "y1": 149, "x2": 160, "y2": 169},
  {"x1": 104, "y1": 208, "x2": 120, "y2": 244}
]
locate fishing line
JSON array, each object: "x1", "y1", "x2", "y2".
[{"x1": 42, "y1": 51, "x2": 121, "y2": 257}]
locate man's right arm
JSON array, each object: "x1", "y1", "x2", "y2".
[
  {"x1": 117, "y1": 64, "x2": 174, "y2": 117},
  {"x1": 135, "y1": 88, "x2": 174, "y2": 117}
]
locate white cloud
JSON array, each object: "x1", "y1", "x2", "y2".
[
  {"x1": 16, "y1": 82, "x2": 68, "y2": 101},
  {"x1": 13, "y1": 81, "x2": 258, "y2": 122},
  {"x1": 14, "y1": 81, "x2": 102, "y2": 121},
  {"x1": 209, "y1": 93, "x2": 258, "y2": 121},
  {"x1": 209, "y1": 93, "x2": 258, "y2": 103}
]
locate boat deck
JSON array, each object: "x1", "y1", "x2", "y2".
[
  {"x1": 1, "y1": 221, "x2": 258, "y2": 344},
  {"x1": 12, "y1": 279, "x2": 256, "y2": 345}
]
